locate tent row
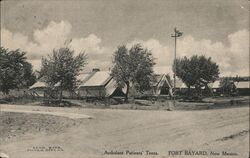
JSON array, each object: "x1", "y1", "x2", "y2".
[
  {"x1": 29, "y1": 69, "x2": 173, "y2": 99},
  {"x1": 175, "y1": 79, "x2": 249, "y2": 96},
  {"x1": 29, "y1": 69, "x2": 249, "y2": 98}
]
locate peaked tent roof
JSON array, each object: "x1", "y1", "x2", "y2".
[
  {"x1": 153, "y1": 74, "x2": 172, "y2": 88},
  {"x1": 79, "y1": 71, "x2": 112, "y2": 87},
  {"x1": 29, "y1": 81, "x2": 47, "y2": 89},
  {"x1": 105, "y1": 77, "x2": 126, "y2": 96},
  {"x1": 152, "y1": 74, "x2": 164, "y2": 87},
  {"x1": 175, "y1": 79, "x2": 187, "y2": 88},
  {"x1": 78, "y1": 73, "x2": 95, "y2": 87},
  {"x1": 78, "y1": 71, "x2": 126, "y2": 97},
  {"x1": 209, "y1": 80, "x2": 220, "y2": 89}
]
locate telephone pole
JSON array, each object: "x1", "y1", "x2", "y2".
[{"x1": 171, "y1": 27, "x2": 183, "y2": 106}]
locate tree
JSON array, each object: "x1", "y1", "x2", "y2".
[
  {"x1": 111, "y1": 44, "x2": 155, "y2": 102},
  {"x1": 21, "y1": 62, "x2": 36, "y2": 88},
  {"x1": 0, "y1": 47, "x2": 36, "y2": 94},
  {"x1": 219, "y1": 78, "x2": 237, "y2": 96},
  {"x1": 39, "y1": 47, "x2": 87, "y2": 100},
  {"x1": 174, "y1": 55, "x2": 219, "y2": 97}
]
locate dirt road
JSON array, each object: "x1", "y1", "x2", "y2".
[{"x1": 0, "y1": 104, "x2": 249, "y2": 158}]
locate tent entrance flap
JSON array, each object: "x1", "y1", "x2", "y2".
[
  {"x1": 160, "y1": 86, "x2": 169, "y2": 95},
  {"x1": 109, "y1": 87, "x2": 125, "y2": 97}
]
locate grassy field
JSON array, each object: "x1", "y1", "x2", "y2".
[{"x1": 0, "y1": 102, "x2": 249, "y2": 158}]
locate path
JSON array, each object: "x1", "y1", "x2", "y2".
[{"x1": 0, "y1": 104, "x2": 249, "y2": 158}]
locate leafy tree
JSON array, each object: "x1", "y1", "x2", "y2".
[
  {"x1": 21, "y1": 62, "x2": 36, "y2": 88},
  {"x1": 111, "y1": 44, "x2": 155, "y2": 102},
  {"x1": 39, "y1": 47, "x2": 87, "y2": 100},
  {"x1": 219, "y1": 78, "x2": 237, "y2": 96},
  {"x1": 174, "y1": 55, "x2": 219, "y2": 97},
  {"x1": 0, "y1": 47, "x2": 36, "y2": 94}
]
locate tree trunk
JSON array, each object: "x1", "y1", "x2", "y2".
[
  {"x1": 124, "y1": 82, "x2": 129, "y2": 103},
  {"x1": 205, "y1": 84, "x2": 213, "y2": 97},
  {"x1": 187, "y1": 85, "x2": 191, "y2": 98},
  {"x1": 59, "y1": 89, "x2": 63, "y2": 102},
  {"x1": 3, "y1": 89, "x2": 9, "y2": 95},
  {"x1": 194, "y1": 85, "x2": 200, "y2": 99}
]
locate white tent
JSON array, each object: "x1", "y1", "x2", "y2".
[
  {"x1": 210, "y1": 80, "x2": 220, "y2": 89},
  {"x1": 235, "y1": 81, "x2": 249, "y2": 89},
  {"x1": 175, "y1": 79, "x2": 187, "y2": 89},
  {"x1": 29, "y1": 81, "x2": 47, "y2": 97},
  {"x1": 78, "y1": 71, "x2": 126, "y2": 98},
  {"x1": 152, "y1": 74, "x2": 173, "y2": 96},
  {"x1": 29, "y1": 81, "x2": 47, "y2": 90},
  {"x1": 235, "y1": 81, "x2": 249, "y2": 95}
]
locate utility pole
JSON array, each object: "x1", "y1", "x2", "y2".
[{"x1": 171, "y1": 27, "x2": 183, "y2": 106}]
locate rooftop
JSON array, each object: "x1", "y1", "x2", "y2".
[
  {"x1": 80, "y1": 71, "x2": 112, "y2": 87},
  {"x1": 235, "y1": 81, "x2": 249, "y2": 89},
  {"x1": 29, "y1": 81, "x2": 47, "y2": 89}
]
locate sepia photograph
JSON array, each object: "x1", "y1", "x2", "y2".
[{"x1": 0, "y1": 0, "x2": 249, "y2": 158}]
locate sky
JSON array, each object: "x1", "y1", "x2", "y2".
[{"x1": 1, "y1": 0, "x2": 249, "y2": 77}]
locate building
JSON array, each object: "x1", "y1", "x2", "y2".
[
  {"x1": 235, "y1": 81, "x2": 250, "y2": 96},
  {"x1": 174, "y1": 79, "x2": 188, "y2": 95},
  {"x1": 30, "y1": 69, "x2": 175, "y2": 99},
  {"x1": 127, "y1": 74, "x2": 173, "y2": 99},
  {"x1": 29, "y1": 81, "x2": 47, "y2": 97},
  {"x1": 78, "y1": 70, "x2": 125, "y2": 98},
  {"x1": 151, "y1": 74, "x2": 173, "y2": 96},
  {"x1": 210, "y1": 80, "x2": 221, "y2": 94},
  {"x1": 29, "y1": 80, "x2": 74, "y2": 98}
]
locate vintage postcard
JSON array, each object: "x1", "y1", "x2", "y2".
[{"x1": 0, "y1": 0, "x2": 249, "y2": 158}]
